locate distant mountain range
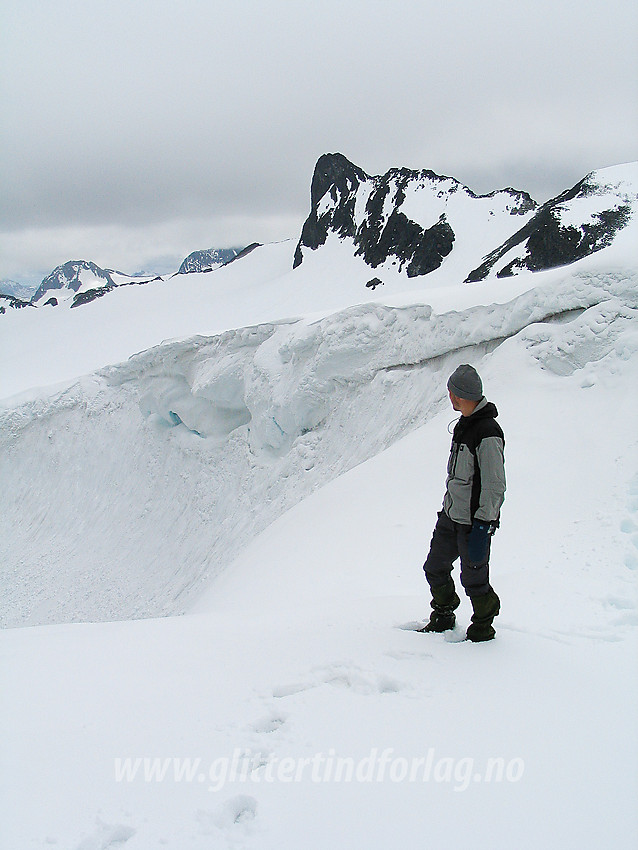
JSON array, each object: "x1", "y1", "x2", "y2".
[
  {"x1": 24, "y1": 260, "x2": 164, "y2": 309},
  {"x1": 0, "y1": 247, "x2": 247, "y2": 313},
  {"x1": 2, "y1": 154, "x2": 635, "y2": 315},
  {"x1": 0, "y1": 280, "x2": 37, "y2": 301}
]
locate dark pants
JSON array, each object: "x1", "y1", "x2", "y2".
[{"x1": 423, "y1": 511, "x2": 493, "y2": 598}]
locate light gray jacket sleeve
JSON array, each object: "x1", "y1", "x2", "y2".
[{"x1": 475, "y1": 435, "x2": 506, "y2": 522}]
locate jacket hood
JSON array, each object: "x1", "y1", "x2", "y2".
[
  {"x1": 453, "y1": 399, "x2": 498, "y2": 440},
  {"x1": 470, "y1": 399, "x2": 498, "y2": 420}
]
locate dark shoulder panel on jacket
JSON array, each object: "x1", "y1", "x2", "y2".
[{"x1": 474, "y1": 416, "x2": 505, "y2": 446}]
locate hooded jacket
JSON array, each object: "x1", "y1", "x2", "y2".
[{"x1": 442, "y1": 397, "x2": 506, "y2": 526}]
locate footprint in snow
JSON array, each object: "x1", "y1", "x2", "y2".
[
  {"x1": 272, "y1": 681, "x2": 317, "y2": 698},
  {"x1": 251, "y1": 712, "x2": 288, "y2": 734},
  {"x1": 320, "y1": 666, "x2": 406, "y2": 695},
  {"x1": 197, "y1": 795, "x2": 258, "y2": 832},
  {"x1": 74, "y1": 820, "x2": 136, "y2": 850},
  {"x1": 273, "y1": 665, "x2": 408, "y2": 699},
  {"x1": 397, "y1": 620, "x2": 430, "y2": 632},
  {"x1": 384, "y1": 648, "x2": 433, "y2": 660}
]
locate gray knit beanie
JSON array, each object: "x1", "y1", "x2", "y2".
[{"x1": 447, "y1": 364, "x2": 483, "y2": 401}]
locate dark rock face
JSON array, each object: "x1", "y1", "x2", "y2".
[
  {"x1": 224, "y1": 243, "x2": 261, "y2": 265},
  {"x1": 466, "y1": 175, "x2": 633, "y2": 282},
  {"x1": 293, "y1": 155, "x2": 458, "y2": 275},
  {"x1": 70, "y1": 285, "x2": 115, "y2": 308},
  {"x1": 293, "y1": 153, "x2": 535, "y2": 278},
  {"x1": 294, "y1": 154, "x2": 368, "y2": 264},
  {"x1": 32, "y1": 260, "x2": 115, "y2": 304},
  {"x1": 366, "y1": 277, "x2": 383, "y2": 290},
  {"x1": 178, "y1": 248, "x2": 241, "y2": 275},
  {"x1": 358, "y1": 208, "x2": 455, "y2": 277},
  {"x1": 353, "y1": 167, "x2": 458, "y2": 276},
  {"x1": 0, "y1": 293, "x2": 35, "y2": 314},
  {"x1": 69, "y1": 275, "x2": 162, "y2": 308}
]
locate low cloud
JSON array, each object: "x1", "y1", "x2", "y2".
[
  {"x1": 0, "y1": 214, "x2": 301, "y2": 284},
  {"x1": 1, "y1": 0, "x2": 636, "y2": 281}
]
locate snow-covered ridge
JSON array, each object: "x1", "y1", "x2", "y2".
[
  {"x1": 2, "y1": 264, "x2": 635, "y2": 627},
  {"x1": 467, "y1": 161, "x2": 638, "y2": 281},
  {"x1": 126, "y1": 267, "x2": 635, "y2": 454}
]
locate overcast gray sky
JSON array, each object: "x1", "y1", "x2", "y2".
[{"x1": 1, "y1": 0, "x2": 636, "y2": 283}]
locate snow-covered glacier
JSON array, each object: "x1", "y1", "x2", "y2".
[
  {"x1": 1, "y1": 257, "x2": 636, "y2": 627},
  {"x1": 1, "y1": 157, "x2": 637, "y2": 849}
]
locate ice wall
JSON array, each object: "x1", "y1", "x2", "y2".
[{"x1": 1, "y1": 267, "x2": 636, "y2": 626}]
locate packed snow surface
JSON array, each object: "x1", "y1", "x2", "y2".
[{"x1": 1, "y1": 214, "x2": 637, "y2": 847}]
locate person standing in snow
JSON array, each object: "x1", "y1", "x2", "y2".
[{"x1": 419, "y1": 365, "x2": 505, "y2": 641}]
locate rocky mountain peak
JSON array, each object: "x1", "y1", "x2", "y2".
[
  {"x1": 294, "y1": 153, "x2": 538, "y2": 279},
  {"x1": 31, "y1": 260, "x2": 116, "y2": 304},
  {"x1": 177, "y1": 248, "x2": 241, "y2": 275}
]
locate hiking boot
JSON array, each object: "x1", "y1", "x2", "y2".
[
  {"x1": 418, "y1": 579, "x2": 461, "y2": 633},
  {"x1": 417, "y1": 610, "x2": 457, "y2": 633},
  {"x1": 466, "y1": 589, "x2": 501, "y2": 642}
]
